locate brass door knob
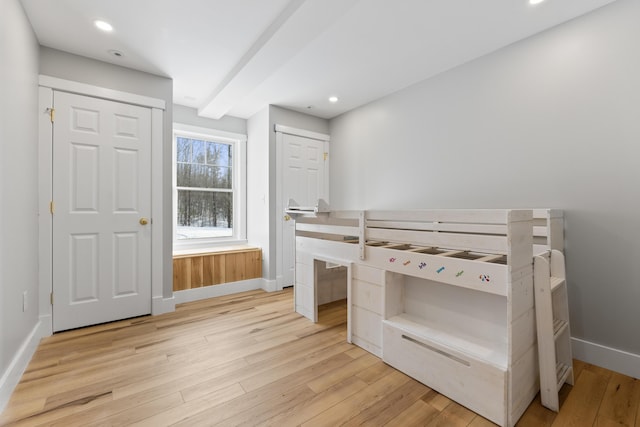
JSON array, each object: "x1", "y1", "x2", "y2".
[
  {"x1": 139, "y1": 217, "x2": 149, "y2": 225},
  {"x1": 284, "y1": 214, "x2": 291, "y2": 221}
]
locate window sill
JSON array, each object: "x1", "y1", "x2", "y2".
[{"x1": 173, "y1": 243, "x2": 257, "y2": 258}]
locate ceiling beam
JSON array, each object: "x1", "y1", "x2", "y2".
[{"x1": 197, "y1": 0, "x2": 359, "y2": 119}]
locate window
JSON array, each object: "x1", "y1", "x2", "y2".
[{"x1": 173, "y1": 123, "x2": 246, "y2": 249}]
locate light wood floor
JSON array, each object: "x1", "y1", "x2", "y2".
[{"x1": 1, "y1": 288, "x2": 638, "y2": 426}]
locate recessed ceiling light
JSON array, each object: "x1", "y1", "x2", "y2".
[
  {"x1": 328, "y1": 96, "x2": 339, "y2": 103},
  {"x1": 94, "y1": 20, "x2": 113, "y2": 32},
  {"x1": 108, "y1": 49, "x2": 124, "y2": 58},
  {"x1": 529, "y1": 0, "x2": 545, "y2": 5}
]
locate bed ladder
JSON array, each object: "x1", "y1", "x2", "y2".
[{"x1": 534, "y1": 249, "x2": 574, "y2": 412}]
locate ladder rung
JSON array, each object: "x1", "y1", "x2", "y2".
[
  {"x1": 556, "y1": 363, "x2": 572, "y2": 389},
  {"x1": 550, "y1": 277, "x2": 565, "y2": 291},
  {"x1": 553, "y1": 318, "x2": 569, "y2": 340}
]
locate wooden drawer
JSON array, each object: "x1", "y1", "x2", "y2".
[{"x1": 382, "y1": 321, "x2": 507, "y2": 426}]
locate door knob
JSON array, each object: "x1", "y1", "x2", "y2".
[
  {"x1": 284, "y1": 214, "x2": 291, "y2": 221},
  {"x1": 139, "y1": 217, "x2": 149, "y2": 225}
]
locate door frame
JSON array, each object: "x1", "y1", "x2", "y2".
[
  {"x1": 38, "y1": 75, "x2": 166, "y2": 336},
  {"x1": 274, "y1": 124, "x2": 330, "y2": 291}
]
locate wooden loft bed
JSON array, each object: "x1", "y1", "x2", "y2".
[{"x1": 292, "y1": 208, "x2": 564, "y2": 427}]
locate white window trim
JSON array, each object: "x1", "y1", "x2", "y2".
[{"x1": 172, "y1": 123, "x2": 247, "y2": 251}]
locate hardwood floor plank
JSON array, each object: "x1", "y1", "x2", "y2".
[
  {"x1": 1, "y1": 289, "x2": 638, "y2": 427},
  {"x1": 239, "y1": 350, "x2": 354, "y2": 394},
  {"x1": 111, "y1": 356, "x2": 249, "y2": 401},
  {"x1": 306, "y1": 352, "x2": 379, "y2": 393},
  {"x1": 129, "y1": 383, "x2": 246, "y2": 427},
  {"x1": 301, "y1": 370, "x2": 412, "y2": 427},
  {"x1": 172, "y1": 384, "x2": 315, "y2": 426},
  {"x1": 514, "y1": 393, "x2": 556, "y2": 427},
  {"x1": 264, "y1": 376, "x2": 369, "y2": 427},
  {"x1": 468, "y1": 415, "x2": 499, "y2": 426},
  {"x1": 383, "y1": 399, "x2": 440, "y2": 426},
  {"x1": 597, "y1": 372, "x2": 640, "y2": 426},
  {"x1": 68, "y1": 392, "x2": 184, "y2": 427},
  {"x1": 243, "y1": 325, "x2": 345, "y2": 366},
  {"x1": 355, "y1": 359, "x2": 396, "y2": 385},
  {"x1": 343, "y1": 378, "x2": 431, "y2": 425},
  {"x1": 422, "y1": 388, "x2": 453, "y2": 412},
  {"x1": 551, "y1": 368, "x2": 609, "y2": 426},
  {"x1": 212, "y1": 384, "x2": 316, "y2": 427},
  {"x1": 425, "y1": 401, "x2": 477, "y2": 427},
  {"x1": 179, "y1": 332, "x2": 346, "y2": 403}
]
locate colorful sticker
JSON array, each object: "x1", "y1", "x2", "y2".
[
  {"x1": 479, "y1": 274, "x2": 490, "y2": 282},
  {"x1": 456, "y1": 270, "x2": 464, "y2": 277},
  {"x1": 403, "y1": 260, "x2": 411, "y2": 266},
  {"x1": 437, "y1": 267, "x2": 445, "y2": 274},
  {"x1": 418, "y1": 262, "x2": 427, "y2": 270},
  {"x1": 389, "y1": 257, "x2": 396, "y2": 263}
]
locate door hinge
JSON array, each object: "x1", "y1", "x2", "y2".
[
  {"x1": 324, "y1": 152, "x2": 328, "y2": 161},
  {"x1": 50, "y1": 201, "x2": 55, "y2": 215},
  {"x1": 50, "y1": 292, "x2": 54, "y2": 305},
  {"x1": 46, "y1": 107, "x2": 55, "y2": 123}
]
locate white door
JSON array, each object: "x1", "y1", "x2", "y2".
[
  {"x1": 52, "y1": 91, "x2": 152, "y2": 332},
  {"x1": 276, "y1": 129, "x2": 328, "y2": 320}
]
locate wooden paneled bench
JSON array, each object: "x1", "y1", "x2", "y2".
[{"x1": 172, "y1": 246, "x2": 262, "y2": 291}]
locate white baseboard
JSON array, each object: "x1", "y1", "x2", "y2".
[
  {"x1": 173, "y1": 278, "x2": 265, "y2": 304},
  {"x1": 0, "y1": 320, "x2": 49, "y2": 412},
  {"x1": 262, "y1": 279, "x2": 278, "y2": 292},
  {"x1": 152, "y1": 295, "x2": 175, "y2": 315},
  {"x1": 38, "y1": 313, "x2": 52, "y2": 338},
  {"x1": 572, "y1": 337, "x2": 640, "y2": 378}
]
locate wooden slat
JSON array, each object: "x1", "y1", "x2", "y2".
[
  {"x1": 295, "y1": 222, "x2": 360, "y2": 236},
  {"x1": 366, "y1": 228, "x2": 508, "y2": 254},
  {"x1": 475, "y1": 254, "x2": 505, "y2": 263},
  {"x1": 190, "y1": 256, "x2": 203, "y2": 288},
  {"x1": 225, "y1": 252, "x2": 244, "y2": 282},
  {"x1": 365, "y1": 209, "x2": 515, "y2": 224},
  {"x1": 245, "y1": 249, "x2": 262, "y2": 279},
  {"x1": 367, "y1": 220, "x2": 508, "y2": 236},
  {"x1": 214, "y1": 253, "x2": 225, "y2": 284},
  {"x1": 172, "y1": 258, "x2": 190, "y2": 291},
  {"x1": 202, "y1": 254, "x2": 215, "y2": 285}
]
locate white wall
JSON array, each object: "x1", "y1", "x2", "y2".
[
  {"x1": 0, "y1": 0, "x2": 40, "y2": 407},
  {"x1": 329, "y1": 0, "x2": 640, "y2": 372},
  {"x1": 39, "y1": 47, "x2": 174, "y2": 299},
  {"x1": 247, "y1": 108, "x2": 271, "y2": 280}
]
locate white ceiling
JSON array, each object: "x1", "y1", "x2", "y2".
[{"x1": 21, "y1": 0, "x2": 617, "y2": 120}]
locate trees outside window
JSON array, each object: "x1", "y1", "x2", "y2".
[{"x1": 173, "y1": 124, "x2": 246, "y2": 248}]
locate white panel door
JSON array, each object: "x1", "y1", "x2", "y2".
[
  {"x1": 52, "y1": 91, "x2": 152, "y2": 332},
  {"x1": 278, "y1": 132, "x2": 327, "y2": 320}
]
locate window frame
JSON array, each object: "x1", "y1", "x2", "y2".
[{"x1": 172, "y1": 123, "x2": 247, "y2": 251}]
